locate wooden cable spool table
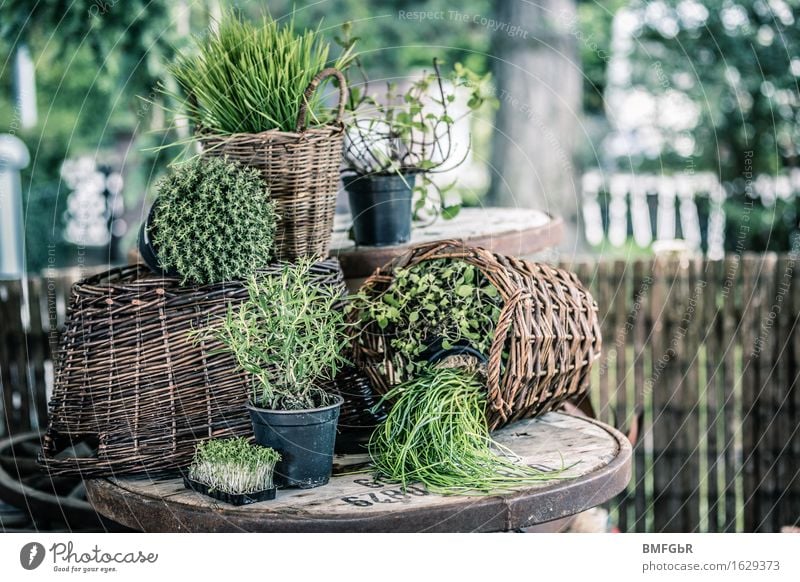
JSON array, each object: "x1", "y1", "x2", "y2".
[
  {"x1": 85, "y1": 413, "x2": 631, "y2": 533},
  {"x1": 331, "y1": 207, "x2": 563, "y2": 280}
]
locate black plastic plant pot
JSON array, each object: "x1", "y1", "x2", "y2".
[
  {"x1": 420, "y1": 338, "x2": 489, "y2": 367},
  {"x1": 247, "y1": 395, "x2": 343, "y2": 489},
  {"x1": 137, "y1": 202, "x2": 179, "y2": 277},
  {"x1": 343, "y1": 173, "x2": 416, "y2": 247},
  {"x1": 182, "y1": 472, "x2": 277, "y2": 506}
]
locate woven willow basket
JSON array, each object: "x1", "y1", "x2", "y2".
[
  {"x1": 353, "y1": 240, "x2": 602, "y2": 431},
  {"x1": 200, "y1": 68, "x2": 347, "y2": 261},
  {"x1": 41, "y1": 260, "x2": 372, "y2": 477}
]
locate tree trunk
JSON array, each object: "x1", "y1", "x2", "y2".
[{"x1": 487, "y1": 0, "x2": 582, "y2": 247}]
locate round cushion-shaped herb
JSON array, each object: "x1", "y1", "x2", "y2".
[{"x1": 150, "y1": 157, "x2": 277, "y2": 285}]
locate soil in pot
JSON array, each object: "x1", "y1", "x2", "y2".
[
  {"x1": 343, "y1": 173, "x2": 416, "y2": 246},
  {"x1": 247, "y1": 396, "x2": 343, "y2": 489}
]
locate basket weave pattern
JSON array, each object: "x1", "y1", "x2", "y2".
[
  {"x1": 41, "y1": 261, "x2": 349, "y2": 476},
  {"x1": 353, "y1": 240, "x2": 603, "y2": 431},
  {"x1": 201, "y1": 68, "x2": 347, "y2": 261}
]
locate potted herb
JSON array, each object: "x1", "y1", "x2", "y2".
[
  {"x1": 159, "y1": 10, "x2": 355, "y2": 260},
  {"x1": 342, "y1": 54, "x2": 496, "y2": 246},
  {"x1": 138, "y1": 156, "x2": 277, "y2": 285},
  {"x1": 351, "y1": 259, "x2": 503, "y2": 382},
  {"x1": 184, "y1": 437, "x2": 281, "y2": 506},
  {"x1": 209, "y1": 259, "x2": 351, "y2": 488}
]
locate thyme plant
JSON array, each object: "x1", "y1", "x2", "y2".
[
  {"x1": 189, "y1": 438, "x2": 281, "y2": 494},
  {"x1": 150, "y1": 157, "x2": 277, "y2": 285},
  {"x1": 211, "y1": 259, "x2": 351, "y2": 410}
]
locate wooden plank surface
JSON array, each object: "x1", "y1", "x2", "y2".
[
  {"x1": 632, "y1": 259, "x2": 649, "y2": 532},
  {"x1": 85, "y1": 413, "x2": 631, "y2": 533},
  {"x1": 721, "y1": 255, "x2": 739, "y2": 532},
  {"x1": 703, "y1": 258, "x2": 721, "y2": 533},
  {"x1": 331, "y1": 208, "x2": 563, "y2": 278}
]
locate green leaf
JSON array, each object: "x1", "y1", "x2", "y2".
[
  {"x1": 456, "y1": 285, "x2": 474, "y2": 297},
  {"x1": 441, "y1": 205, "x2": 461, "y2": 220}
]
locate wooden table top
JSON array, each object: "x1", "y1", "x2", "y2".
[
  {"x1": 330, "y1": 208, "x2": 563, "y2": 279},
  {"x1": 86, "y1": 413, "x2": 631, "y2": 533}
]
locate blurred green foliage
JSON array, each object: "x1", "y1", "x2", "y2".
[
  {"x1": 577, "y1": 0, "x2": 626, "y2": 114},
  {"x1": 253, "y1": 0, "x2": 492, "y2": 75},
  {"x1": 629, "y1": 0, "x2": 800, "y2": 181}
]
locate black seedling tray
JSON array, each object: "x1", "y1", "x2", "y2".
[{"x1": 182, "y1": 473, "x2": 277, "y2": 506}]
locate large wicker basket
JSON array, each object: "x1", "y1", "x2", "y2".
[
  {"x1": 40, "y1": 260, "x2": 371, "y2": 477},
  {"x1": 352, "y1": 240, "x2": 602, "y2": 431},
  {"x1": 200, "y1": 68, "x2": 347, "y2": 261}
]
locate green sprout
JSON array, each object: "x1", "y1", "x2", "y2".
[{"x1": 189, "y1": 438, "x2": 281, "y2": 494}]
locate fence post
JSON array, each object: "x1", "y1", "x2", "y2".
[{"x1": 0, "y1": 134, "x2": 30, "y2": 278}]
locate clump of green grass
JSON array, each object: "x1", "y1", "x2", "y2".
[
  {"x1": 168, "y1": 10, "x2": 354, "y2": 134},
  {"x1": 189, "y1": 438, "x2": 281, "y2": 494},
  {"x1": 369, "y1": 367, "x2": 566, "y2": 495}
]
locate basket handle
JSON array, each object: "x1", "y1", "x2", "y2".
[
  {"x1": 486, "y1": 289, "x2": 526, "y2": 424},
  {"x1": 296, "y1": 67, "x2": 348, "y2": 132}
]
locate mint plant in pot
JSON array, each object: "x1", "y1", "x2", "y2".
[
  {"x1": 208, "y1": 259, "x2": 351, "y2": 488},
  {"x1": 342, "y1": 57, "x2": 496, "y2": 246}
]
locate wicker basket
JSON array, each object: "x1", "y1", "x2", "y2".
[
  {"x1": 200, "y1": 67, "x2": 347, "y2": 261},
  {"x1": 352, "y1": 240, "x2": 603, "y2": 431},
  {"x1": 40, "y1": 260, "x2": 370, "y2": 477}
]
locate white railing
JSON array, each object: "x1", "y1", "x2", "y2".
[{"x1": 583, "y1": 169, "x2": 800, "y2": 258}]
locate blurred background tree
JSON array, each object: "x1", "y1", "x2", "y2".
[{"x1": 618, "y1": 0, "x2": 800, "y2": 251}]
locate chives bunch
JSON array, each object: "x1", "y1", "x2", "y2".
[
  {"x1": 189, "y1": 438, "x2": 281, "y2": 494},
  {"x1": 369, "y1": 368, "x2": 566, "y2": 495},
  {"x1": 169, "y1": 11, "x2": 354, "y2": 134}
]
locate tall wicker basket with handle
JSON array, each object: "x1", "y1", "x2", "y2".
[
  {"x1": 352, "y1": 240, "x2": 603, "y2": 431},
  {"x1": 200, "y1": 67, "x2": 348, "y2": 261}
]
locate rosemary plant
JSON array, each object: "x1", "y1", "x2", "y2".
[
  {"x1": 189, "y1": 438, "x2": 281, "y2": 494},
  {"x1": 167, "y1": 10, "x2": 355, "y2": 134},
  {"x1": 351, "y1": 259, "x2": 503, "y2": 381},
  {"x1": 210, "y1": 259, "x2": 351, "y2": 410},
  {"x1": 369, "y1": 367, "x2": 566, "y2": 495},
  {"x1": 149, "y1": 157, "x2": 277, "y2": 285}
]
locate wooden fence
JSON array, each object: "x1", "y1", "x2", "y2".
[
  {"x1": 1, "y1": 256, "x2": 799, "y2": 532},
  {"x1": 561, "y1": 252, "x2": 800, "y2": 533},
  {"x1": 0, "y1": 269, "x2": 89, "y2": 436}
]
